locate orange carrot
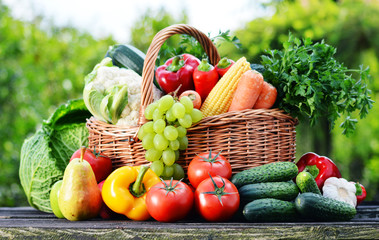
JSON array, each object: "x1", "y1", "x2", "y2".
[
  {"x1": 228, "y1": 70, "x2": 264, "y2": 112},
  {"x1": 253, "y1": 81, "x2": 277, "y2": 109}
]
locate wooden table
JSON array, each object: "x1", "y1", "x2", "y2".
[{"x1": 0, "y1": 204, "x2": 378, "y2": 239}]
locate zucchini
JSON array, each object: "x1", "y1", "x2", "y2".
[
  {"x1": 105, "y1": 44, "x2": 161, "y2": 90},
  {"x1": 243, "y1": 198, "x2": 298, "y2": 222},
  {"x1": 105, "y1": 44, "x2": 145, "y2": 76},
  {"x1": 239, "y1": 181, "x2": 299, "y2": 202},
  {"x1": 231, "y1": 162, "x2": 298, "y2": 188},
  {"x1": 296, "y1": 171, "x2": 321, "y2": 194},
  {"x1": 295, "y1": 193, "x2": 357, "y2": 221}
]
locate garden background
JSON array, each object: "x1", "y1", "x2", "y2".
[{"x1": 1, "y1": 0, "x2": 379, "y2": 207}]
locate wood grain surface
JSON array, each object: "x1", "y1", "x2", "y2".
[{"x1": 0, "y1": 205, "x2": 378, "y2": 239}]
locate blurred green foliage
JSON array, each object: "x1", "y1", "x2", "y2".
[
  {"x1": 0, "y1": 2, "x2": 115, "y2": 206},
  {"x1": 130, "y1": 7, "x2": 188, "y2": 54},
  {"x1": 1, "y1": 0, "x2": 379, "y2": 207}
]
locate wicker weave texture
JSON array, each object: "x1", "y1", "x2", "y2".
[{"x1": 86, "y1": 24, "x2": 297, "y2": 173}]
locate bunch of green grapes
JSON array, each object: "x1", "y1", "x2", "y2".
[{"x1": 138, "y1": 95, "x2": 203, "y2": 179}]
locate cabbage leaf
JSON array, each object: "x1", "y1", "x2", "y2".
[{"x1": 19, "y1": 99, "x2": 91, "y2": 212}]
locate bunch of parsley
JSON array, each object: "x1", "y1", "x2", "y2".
[{"x1": 261, "y1": 34, "x2": 373, "y2": 135}]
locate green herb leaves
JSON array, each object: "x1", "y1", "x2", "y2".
[{"x1": 262, "y1": 33, "x2": 373, "y2": 135}]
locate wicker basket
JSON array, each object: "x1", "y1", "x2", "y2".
[{"x1": 86, "y1": 24, "x2": 298, "y2": 174}]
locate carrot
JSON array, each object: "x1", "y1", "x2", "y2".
[
  {"x1": 179, "y1": 90, "x2": 202, "y2": 109},
  {"x1": 228, "y1": 70, "x2": 264, "y2": 112},
  {"x1": 253, "y1": 81, "x2": 277, "y2": 109}
]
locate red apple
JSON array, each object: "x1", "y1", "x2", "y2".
[{"x1": 70, "y1": 147, "x2": 112, "y2": 183}]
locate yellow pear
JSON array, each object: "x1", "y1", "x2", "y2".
[{"x1": 58, "y1": 146, "x2": 102, "y2": 221}]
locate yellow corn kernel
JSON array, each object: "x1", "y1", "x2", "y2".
[{"x1": 200, "y1": 57, "x2": 251, "y2": 117}]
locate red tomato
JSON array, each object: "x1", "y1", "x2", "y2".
[
  {"x1": 188, "y1": 150, "x2": 232, "y2": 188},
  {"x1": 195, "y1": 176, "x2": 240, "y2": 222},
  {"x1": 70, "y1": 147, "x2": 112, "y2": 183},
  {"x1": 146, "y1": 179, "x2": 194, "y2": 222}
]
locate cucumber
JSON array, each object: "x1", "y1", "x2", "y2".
[
  {"x1": 231, "y1": 162, "x2": 298, "y2": 188},
  {"x1": 295, "y1": 193, "x2": 357, "y2": 221},
  {"x1": 296, "y1": 171, "x2": 321, "y2": 194},
  {"x1": 106, "y1": 44, "x2": 145, "y2": 75},
  {"x1": 239, "y1": 181, "x2": 299, "y2": 202},
  {"x1": 105, "y1": 44, "x2": 161, "y2": 90},
  {"x1": 243, "y1": 198, "x2": 298, "y2": 222}
]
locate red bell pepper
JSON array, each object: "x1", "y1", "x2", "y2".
[
  {"x1": 193, "y1": 59, "x2": 219, "y2": 101},
  {"x1": 354, "y1": 182, "x2": 367, "y2": 205},
  {"x1": 215, "y1": 57, "x2": 234, "y2": 77},
  {"x1": 156, "y1": 54, "x2": 200, "y2": 95},
  {"x1": 296, "y1": 152, "x2": 341, "y2": 190}
]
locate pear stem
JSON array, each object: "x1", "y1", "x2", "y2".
[{"x1": 80, "y1": 146, "x2": 86, "y2": 162}]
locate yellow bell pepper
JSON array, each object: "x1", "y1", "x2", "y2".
[{"x1": 102, "y1": 165, "x2": 160, "y2": 221}]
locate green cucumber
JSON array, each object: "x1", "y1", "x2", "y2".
[
  {"x1": 231, "y1": 162, "x2": 298, "y2": 188},
  {"x1": 296, "y1": 171, "x2": 321, "y2": 194},
  {"x1": 295, "y1": 193, "x2": 357, "y2": 221},
  {"x1": 106, "y1": 44, "x2": 145, "y2": 75},
  {"x1": 105, "y1": 44, "x2": 161, "y2": 90},
  {"x1": 239, "y1": 181, "x2": 299, "y2": 202},
  {"x1": 243, "y1": 198, "x2": 298, "y2": 222}
]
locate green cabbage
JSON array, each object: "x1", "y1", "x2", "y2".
[
  {"x1": 19, "y1": 99, "x2": 91, "y2": 212},
  {"x1": 83, "y1": 57, "x2": 129, "y2": 124}
]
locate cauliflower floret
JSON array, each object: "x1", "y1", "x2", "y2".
[
  {"x1": 100, "y1": 66, "x2": 162, "y2": 126},
  {"x1": 93, "y1": 66, "x2": 140, "y2": 93},
  {"x1": 85, "y1": 58, "x2": 163, "y2": 126}
]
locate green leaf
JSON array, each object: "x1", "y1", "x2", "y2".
[
  {"x1": 19, "y1": 100, "x2": 90, "y2": 212},
  {"x1": 84, "y1": 87, "x2": 107, "y2": 122},
  {"x1": 45, "y1": 99, "x2": 92, "y2": 129},
  {"x1": 106, "y1": 85, "x2": 129, "y2": 124},
  {"x1": 261, "y1": 33, "x2": 373, "y2": 135},
  {"x1": 19, "y1": 130, "x2": 60, "y2": 212}
]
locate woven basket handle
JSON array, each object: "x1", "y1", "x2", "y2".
[{"x1": 139, "y1": 24, "x2": 221, "y2": 125}]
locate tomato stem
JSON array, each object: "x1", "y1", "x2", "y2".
[
  {"x1": 158, "y1": 178, "x2": 183, "y2": 195},
  {"x1": 201, "y1": 174, "x2": 237, "y2": 206},
  {"x1": 197, "y1": 149, "x2": 223, "y2": 164}
]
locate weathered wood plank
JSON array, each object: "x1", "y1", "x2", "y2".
[
  {"x1": 1, "y1": 224, "x2": 379, "y2": 240},
  {"x1": 0, "y1": 206, "x2": 378, "y2": 240}
]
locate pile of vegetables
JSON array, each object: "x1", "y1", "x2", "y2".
[
  {"x1": 234, "y1": 153, "x2": 365, "y2": 222},
  {"x1": 19, "y1": 28, "x2": 372, "y2": 223}
]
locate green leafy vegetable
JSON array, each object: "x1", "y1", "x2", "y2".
[
  {"x1": 19, "y1": 99, "x2": 91, "y2": 212},
  {"x1": 261, "y1": 33, "x2": 373, "y2": 135}
]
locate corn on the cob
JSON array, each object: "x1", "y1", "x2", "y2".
[{"x1": 200, "y1": 57, "x2": 251, "y2": 117}]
